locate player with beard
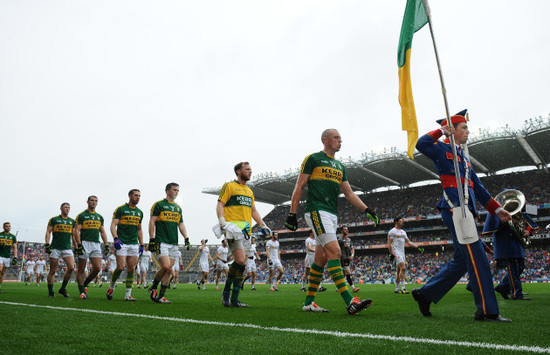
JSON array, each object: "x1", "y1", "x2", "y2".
[
  {"x1": 217, "y1": 162, "x2": 272, "y2": 307},
  {"x1": 45, "y1": 203, "x2": 75, "y2": 298},
  {"x1": 108, "y1": 189, "x2": 144, "y2": 301}
]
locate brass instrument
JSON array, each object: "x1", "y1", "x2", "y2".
[{"x1": 494, "y1": 189, "x2": 530, "y2": 247}]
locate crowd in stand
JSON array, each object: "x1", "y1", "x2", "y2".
[
  {"x1": 231, "y1": 246, "x2": 550, "y2": 285},
  {"x1": 261, "y1": 169, "x2": 550, "y2": 230},
  {"x1": 9, "y1": 238, "x2": 550, "y2": 286}
]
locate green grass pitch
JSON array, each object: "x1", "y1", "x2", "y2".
[{"x1": 1, "y1": 282, "x2": 549, "y2": 354}]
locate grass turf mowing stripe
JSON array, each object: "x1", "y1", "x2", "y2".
[{"x1": 2, "y1": 301, "x2": 549, "y2": 353}]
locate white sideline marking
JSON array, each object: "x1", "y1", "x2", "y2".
[{"x1": 2, "y1": 301, "x2": 549, "y2": 353}]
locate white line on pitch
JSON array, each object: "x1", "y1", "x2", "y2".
[{"x1": 1, "y1": 301, "x2": 549, "y2": 353}]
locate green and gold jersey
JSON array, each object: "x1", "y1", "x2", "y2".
[
  {"x1": 76, "y1": 210, "x2": 104, "y2": 243},
  {"x1": 0, "y1": 232, "x2": 17, "y2": 258},
  {"x1": 301, "y1": 151, "x2": 347, "y2": 215},
  {"x1": 48, "y1": 215, "x2": 75, "y2": 250},
  {"x1": 150, "y1": 199, "x2": 183, "y2": 245},
  {"x1": 112, "y1": 204, "x2": 143, "y2": 245},
  {"x1": 218, "y1": 180, "x2": 254, "y2": 232}
]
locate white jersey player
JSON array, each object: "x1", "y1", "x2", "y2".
[
  {"x1": 139, "y1": 247, "x2": 152, "y2": 288},
  {"x1": 388, "y1": 217, "x2": 421, "y2": 294},
  {"x1": 25, "y1": 259, "x2": 36, "y2": 285},
  {"x1": 242, "y1": 237, "x2": 261, "y2": 291},
  {"x1": 170, "y1": 250, "x2": 182, "y2": 289},
  {"x1": 196, "y1": 239, "x2": 213, "y2": 290},
  {"x1": 107, "y1": 254, "x2": 116, "y2": 283},
  {"x1": 214, "y1": 240, "x2": 229, "y2": 290},
  {"x1": 35, "y1": 256, "x2": 47, "y2": 286},
  {"x1": 301, "y1": 230, "x2": 316, "y2": 291},
  {"x1": 266, "y1": 232, "x2": 284, "y2": 291}
]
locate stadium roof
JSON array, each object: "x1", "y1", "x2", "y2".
[{"x1": 203, "y1": 116, "x2": 550, "y2": 205}]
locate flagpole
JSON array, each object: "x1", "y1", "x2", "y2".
[{"x1": 421, "y1": 0, "x2": 467, "y2": 218}]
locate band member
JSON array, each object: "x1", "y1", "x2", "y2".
[
  {"x1": 482, "y1": 190, "x2": 539, "y2": 300},
  {"x1": 412, "y1": 110, "x2": 512, "y2": 322}
]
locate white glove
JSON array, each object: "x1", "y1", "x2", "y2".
[{"x1": 219, "y1": 217, "x2": 227, "y2": 232}]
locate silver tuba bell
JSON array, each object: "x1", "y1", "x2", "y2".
[{"x1": 494, "y1": 189, "x2": 529, "y2": 247}]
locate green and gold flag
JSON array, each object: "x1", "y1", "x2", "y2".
[{"x1": 398, "y1": 0, "x2": 428, "y2": 158}]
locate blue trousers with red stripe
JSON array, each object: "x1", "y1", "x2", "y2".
[
  {"x1": 420, "y1": 208, "x2": 499, "y2": 315},
  {"x1": 497, "y1": 258, "x2": 524, "y2": 299}
]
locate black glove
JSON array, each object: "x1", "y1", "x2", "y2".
[
  {"x1": 104, "y1": 244, "x2": 110, "y2": 256},
  {"x1": 11, "y1": 257, "x2": 18, "y2": 266},
  {"x1": 268, "y1": 260, "x2": 273, "y2": 267},
  {"x1": 365, "y1": 207, "x2": 379, "y2": 227},
  {"x1": 75, "y1": 244, "x2": 84, "y2": 257},
  {"x1": 45, "y1": 243, "x2": 52, "y2": 254},
  {"x1": 185, "y1": 238, "x2": 190, "y2": 251},
  {"x1": 149, "y1": 238, "x2": 158, "y2": 253},
  {"x1": 285, "y1": 213, "x2": 298, "y2": 231},
  {"x1": 389, "y1": 254, "x2": 395, "y2": 262}
]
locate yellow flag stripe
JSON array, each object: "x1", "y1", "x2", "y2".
[{"x1": 398, "y1": 49, "x2": 418, "y2": 159}]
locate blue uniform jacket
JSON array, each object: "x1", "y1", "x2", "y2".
[
  {"x1": 416, "y1": 129, "x2": 500, "y2": 216},
  {"x1": 482, "y1": 212, "x2": 538, "y2": 259}
]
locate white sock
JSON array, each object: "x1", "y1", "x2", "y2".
[
  {"x1": 395, "y1": 282, "x2": 400, "y2": 291},
  {"x1": 125, "y1": 288, "x2": 131, "y2": 297}
]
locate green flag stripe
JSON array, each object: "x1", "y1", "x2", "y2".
[{"x1": 397, "y1": 0, "x2": 428, "y2": 67}]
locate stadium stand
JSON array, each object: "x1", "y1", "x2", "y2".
[
  {"x1": 201, "y1": 117, "x2": 550, "y2": 285},
  {"x1": 7, "y1": 118, "x2": 550, "y2": 286}
]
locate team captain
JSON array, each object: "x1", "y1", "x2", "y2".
[{"x1": 286, "y1": 129, "x2": 379, "y2": 314}]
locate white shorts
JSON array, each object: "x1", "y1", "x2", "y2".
[
  {"x1": 245, "y1": 258, "x2": 256, "y2": 273},
  {"x1": 36, "y1": 268, "x2": 45, "y2": 274},
  {"x1": 27, "y1": 269, "x2": 35, "y2": 275},
  {"x1": 0, "y1": 257, "x2": 9, "y2": 267},
  {"x1": 304, "y1": 254, "x2": 314, "y2": 268},
  {"x1": 215, "y1": 260, "x2": 229, "y2": 271},
  {"x1": 79, "y1": 240, "x2": 103, "y2": 260},
  {"x1": 159, "y1": 243, "x2": 179, "y2": 259},
  {"x1": 268, "y1": 258, "x2": 283, "y2": 270},
  {"x1": 109, "y1": 265, "x2": 116, "y2": 272},
  {"x1": 304, "y1": 210, "x2": 338, "y2": 247},
  {"x1": 395, "y1": 252, "x2": 406, "y2": 265},
  {"x1": 116, "y1": 244, "x2": 139, "y2": 257},
  {"x1": 200, "y1": 261, "x2": 209, "y2": 273},
  {"x1": 135, "y1": 263, "x2": 141, "y2": 274},
  {"x1": 50, "y1": 249, "x2": 74, "y2": 259},
  {"x1": 140, "y1": 261, "x2": 150, "y2": 272},
  {"x1": 172, "y1": 261, "x2": 180, "y2": 271}
]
